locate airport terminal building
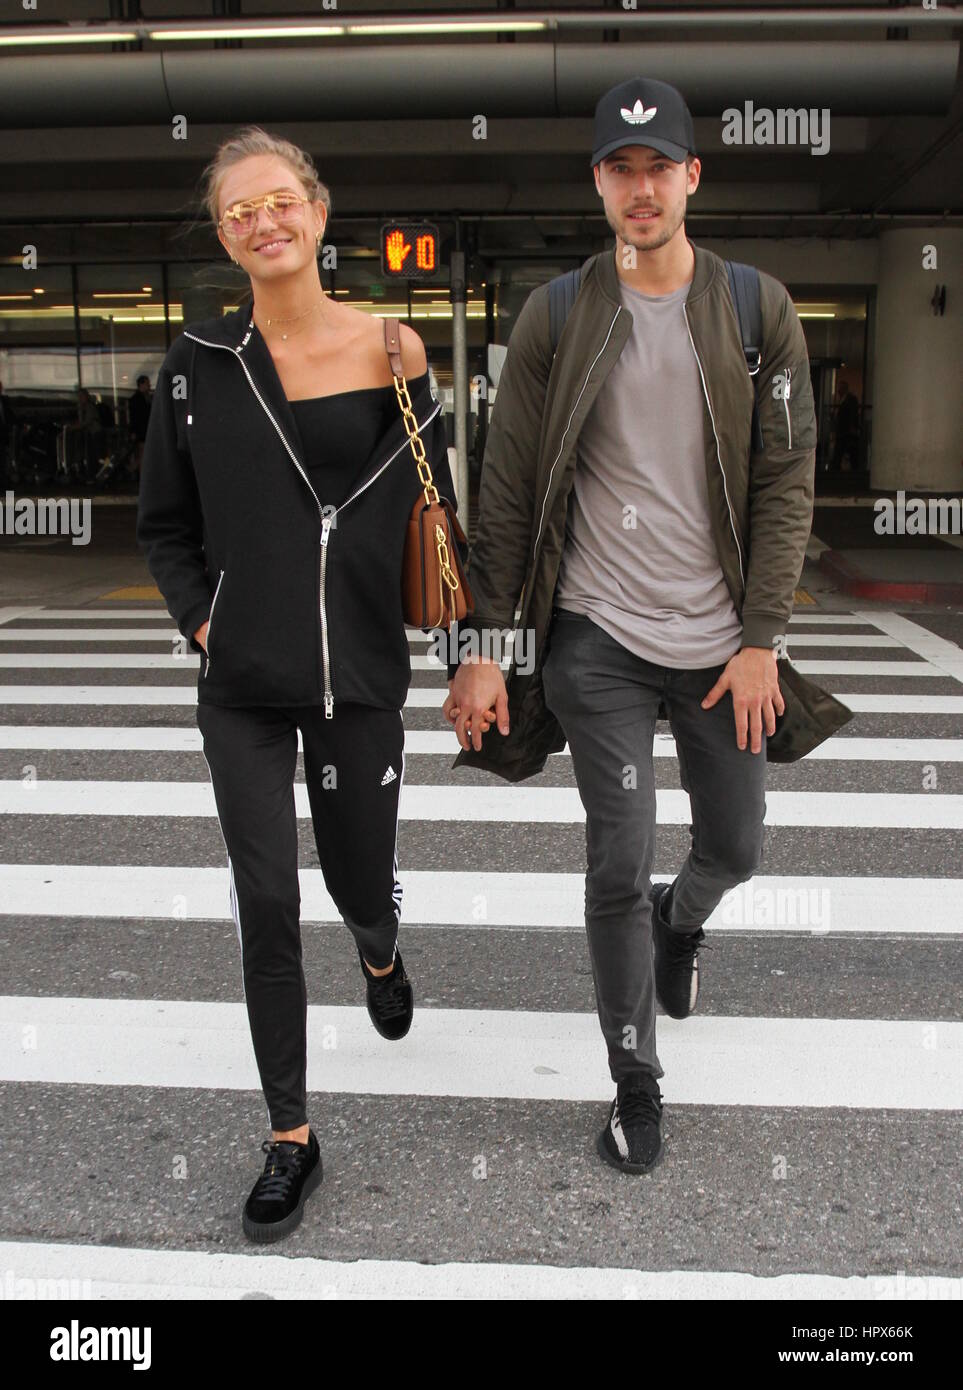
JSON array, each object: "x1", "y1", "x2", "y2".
[{"x1": 0, "y1": 1, "x2": 960, "y2": 503}]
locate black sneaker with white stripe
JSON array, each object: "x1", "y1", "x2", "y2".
[
  {"x1": 359, "y1": 946, "x2": 413, "y2": 1040},
  {"x1": 597, "y1": 1075, "x2": 665, "y2": 1174},
  {"x1": 650, "y1": 880, "x2": 709, "y2": 1019},
  {"x1": 242, "y1": 1128, "x2": 323, "y2": 1243}
]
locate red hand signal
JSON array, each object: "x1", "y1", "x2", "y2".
[{"x1": 385, "y1": 229, "x2": 412, "y2": 273}]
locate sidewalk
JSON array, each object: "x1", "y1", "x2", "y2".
[
  {"x1": 2, "y1": 487, "x2": 962, "y2": 612},
  {"x1": 810, "y1": 494, "x2": 963, "y2": 605}
]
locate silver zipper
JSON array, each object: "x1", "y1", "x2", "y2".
[
  {"x1": 682, "y1": 305, "x2": 746, "y2": 591},
  {"x1": 521, "y1": 307, "x2": 622, "y2": 682},
  {"x1": 531, "y1": 307, "x2": 622, "y2": 562},
  {"x1": 202, "y1": 566, "x2": 225, "y2": 679},
  {"x1": 184, "y1": 328, "x2": 441, "y2": 716},
  {"x1": 782, "y1": 366, "x2": 793, "y2": 450},
  {"x1": 319, "y1": 516, "x2": 334, "y2": 716}
]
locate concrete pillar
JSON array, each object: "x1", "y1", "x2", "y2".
[{"x1": 871, "y1": 227, "x2": 963, "y2": 492}]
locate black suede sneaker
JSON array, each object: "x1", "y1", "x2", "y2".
[
  {"x1": 242, "y1": 1128, "x2": 322, "y2": 1243},
  {"x1": 597, "y1": 1075, "x2": 665, "y2": 1175},
  {"x1": 359, "y1": 946, "x2": 413, "y2": 1040},
  {"x1": 650, "y1": 880, "x2": 710, "y2": 1020}
]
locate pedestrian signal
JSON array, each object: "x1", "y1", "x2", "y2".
[{"x1": 380, "y1": 222, "x2": 440, "y2": 280}]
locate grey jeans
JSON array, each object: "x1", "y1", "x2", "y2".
[{"x1": 541, "y1": 607, "x2": 768, "y2": 1084}]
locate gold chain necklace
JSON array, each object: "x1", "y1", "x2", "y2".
[{"x1": 255, "y1": 295, "x2": 327, "y2": 342}]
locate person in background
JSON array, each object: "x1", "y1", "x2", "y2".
[
  {"x1": 831, "y1": 378, "x2": 860, "y2": 472},
  {"x1": 0, "y1": 380, "x2": 17, "y2": 476},
  {"x1": 127, "y1": 374, "x2": 152, "y2": 478},
  {"x1": 65, "y1": 388, "x2": 102, "y2": 482}
]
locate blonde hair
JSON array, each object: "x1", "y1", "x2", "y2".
[{"x1": 201, "y1": 125, "x2": 332, "y2": 228}]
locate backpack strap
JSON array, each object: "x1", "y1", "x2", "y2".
[
  {"x1": 724, "y1": 260, "x2": 765, "y2": 453},
  {"x1": 548, "y1": 265, "x2": 584, "y2": 357}
]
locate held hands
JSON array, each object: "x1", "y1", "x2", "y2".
[
  {"x1": 443, "y1": 657, "x2": 510, "y2": 752},
  {"x1": 701, "y1": 646, "x2": 784, "y2": 754},
  {"x1": 194, "y1": 621, "x2": 209, "y2": 654}
]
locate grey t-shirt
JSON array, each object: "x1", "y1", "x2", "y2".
[{"x1": 554, "y1": 273, "x2": 743, "y2": 669}]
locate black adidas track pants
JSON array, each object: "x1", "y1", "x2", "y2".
[{"x1": 196, "y1": 700, "x2": 406, "y2": 1131}]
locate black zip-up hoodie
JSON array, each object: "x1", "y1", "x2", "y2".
[{"x1": 136, "y1": 298, "x2": 463, "y2": 713}]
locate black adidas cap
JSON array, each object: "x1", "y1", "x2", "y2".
[{"x1": 590, "y1": 77, "x2": 697, "y2": 167}]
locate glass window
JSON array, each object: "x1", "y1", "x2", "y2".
[
  {"x1": 0, "y1": 264, "x2": 77, "y2": 416},
  {"x1": 76, "y1": 264, "x2": 167, "y2": 425},
  {"x1": 166, "y1": 261, "x2": 249, "y2": 339}
]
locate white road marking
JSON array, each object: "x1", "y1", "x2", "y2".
[
  {"x1": 0, "y1": 865, "x2": 959, "y2": 934},
  {"x1": 0, "y1": 1240, "x2": 948, "y2": 1301},
  {"x1": 2, "y1": 780, "x2": 961, "y2": 827},
  {"x1": 1, "y1": 996, "x2": 960, "y2": 1109},
  {"x1": 856, "y1": 611, "x2": 963, "y2": 685},
  {"x1": 0, "y1": 653, "x2": 944, "y2": 676},
  {"x1": 1, "y1": 726, "x2": 960, "y2": 762},
  {"x1": 1, "y1": 686, "x2": 962, "y2": 713}
]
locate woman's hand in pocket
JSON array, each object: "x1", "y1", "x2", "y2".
[{"x1": 194, "y1": 620, "x2": 209, "y2": 654}]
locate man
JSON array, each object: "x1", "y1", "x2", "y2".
[
  {"x1": 0, "y1": 380, "x2": 16, "y2": 476},
  {"x1": 831, "y1": 377, "x2": 860, "y2": 471},
  {"x1": 127, "y1": 374, "x2": 152, "y2": 477},
  {"x1": 444, "y1": 77, "x2": 817, "y2": 1175},
  {"x1": 65, "y1": 388, "x2": 102, "y2": 483}
]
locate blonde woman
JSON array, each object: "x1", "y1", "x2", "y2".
[{"x1": 137, "y1": 128, "x2": 466, "y2": 1242}]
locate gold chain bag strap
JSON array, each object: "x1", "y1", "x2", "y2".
[{"x1": 383, "y1": 317, "x2": 474, "y2": 629}]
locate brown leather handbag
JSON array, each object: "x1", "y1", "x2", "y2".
[{"x1": 383, "y1": 317, "x2": 474, "y2": 629}]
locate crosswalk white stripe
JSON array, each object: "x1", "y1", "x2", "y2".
[
  {"x1": 2, "y1": 725, "x2": 961, "y2": 762},
  {"x1": 2, "y1": 996, "x2": 960, "y2": 1109},
  {"x1": 0, "y1": 653, "x2": 944, "y2": 676},
  {"x1": 0, "y1": 628, "x2": 197, "y2": 642},
  {"x1": 0, "y1": 628, "x2": 908, "y2": 649},
  {"x1": 0, "y1": 627, "x2": 456, "y2": 645},
  {"x1": 0, "y1": 608, "x2": 173, "y2": 619},
  {"x1": 396, "y1": 733, "x2": 963, "y2": 760},
  {"x1": 856, "y1": 610, "x2": 963, "y2": 685},
  {"x1": 3, "y1": 685, "x2": 961, "y2": 712},
  {"x1": 834, "y1": 694, "x2": 963, "y2": 713},
  {"x1": 1, "y1": 608, "x2": 885, "y2": 627},
  {"x1": 0, "y1": 1240, "x2": 946, "y2": 1302},
  {"x1": 3, "y1": 781, "x2": 961, "y2": 827},
  {"x1": 786, "y1": 613, "x2": 893, "y2": 624},
  {"x1": 0, "y1": 608, "x2": 43, "y2": 626},
  {"x1": 0, "y1": 1240, "x2": 951, "y2": 1301},
  {"x1": 1, "y1": 865, "x2": 958, "y2": 934}
]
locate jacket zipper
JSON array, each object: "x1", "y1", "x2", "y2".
[
  {"x1": 531, "y1": 307, "x2": 622, "y2": 563},
  {"x1": 682, "y1": 305, "x2": 747, "y2": 592},
  {"x1": 183, "y1": 327, "x2": 442, "y2": 716},
  {"x1": 782, "y1": 366, "x2": 793, "y2": 450},
  {"x1": 202, "y1": 566, "x2": 225, "y2": 679},
  {"x1": 524, "y1": 306, "x2": 623, "y2": 676}
]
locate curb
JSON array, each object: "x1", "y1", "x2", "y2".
[{"x1": 818, "y1": 549, "x2": 963, "y2": 605}]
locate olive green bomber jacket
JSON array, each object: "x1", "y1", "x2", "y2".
[{"x1": 450, "y1": 239, "x2": 817, "y2": 782}]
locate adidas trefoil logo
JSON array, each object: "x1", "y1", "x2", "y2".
[
  {"x1": 381, "y1": 765, "x2": 397, "y2": 786},
  {"x1": 621, "y1": 99, "x2": 658, "y2": 125}
]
